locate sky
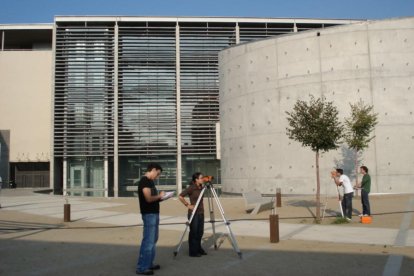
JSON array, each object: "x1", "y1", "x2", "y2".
[{"x1": 0, "y1": 0, "x2": 413, "y2": 24}]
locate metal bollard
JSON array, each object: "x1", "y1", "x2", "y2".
[
  {"x1": 276, "y1": 188, "x2": 282, "y2": 207},
  {"x1": 269, "y1": 214, "x2": 279, "y2": 243},
  {"x1": 64, "y1": 203, "x2": 71, "y2": 222}
]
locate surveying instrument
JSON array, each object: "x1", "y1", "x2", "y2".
[{"x1": 173, "y1": 176, "x2": 242, "y2": 259}]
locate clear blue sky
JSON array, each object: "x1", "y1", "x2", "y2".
[{"x1": 0, "y1": 0, "x2": 413, "y2": 24}]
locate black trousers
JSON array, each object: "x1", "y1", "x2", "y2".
[
  {"x1": 341, "y1": 192, "x2": 353, "y2": 219},
  {"x1": 188, "y1": 213, "x2": 204, "y2": 256},
  {"x1": 361, "y1": 189, "x2": 371, "y2": 216}
]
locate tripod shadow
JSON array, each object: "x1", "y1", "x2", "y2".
[
  {"x1": 202, "y1": 232, "x2": 229, "y2": 250},
  {"x1": 353, "y1": 208, "x2": 362, "y2": 216},
  {"x1": 287, "y1": 200, "x2": 317, "y2": 219},
  {"x1": 177, "y1": 232, "x2": 229, "y2": 254},
  {"x1": 323, "y1": 208, "x2": 341, "y2": 217}
]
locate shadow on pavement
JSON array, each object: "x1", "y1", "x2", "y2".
[{"x1": 1, "y1": 236, "x2": 414, "y2": 276}]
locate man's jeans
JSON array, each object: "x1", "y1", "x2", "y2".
[
  {"x1": 361, "y1": 189, "x2": 371, "y2": 216},
  {"x1": 137, "y1": 213, "x2": 159, "y2": 272},
  {"x1": 342, "y1": 192, "x2": 353, "y2": 219}
]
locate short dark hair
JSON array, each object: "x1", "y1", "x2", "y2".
[
  {"x1": 360, "y1": 166, "x2": 368, "y2": 173},
  {"x1": 336, "y1": 168, "x2": 344, "y2": 175},
  {"x1": 146, "y1": 163, "x2": 163, "y2": 172}
]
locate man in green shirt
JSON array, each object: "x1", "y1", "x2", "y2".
[{"x1": 359, "y1": 166, "x2": 371, "y2": 216}]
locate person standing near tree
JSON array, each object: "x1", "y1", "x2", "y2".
[
  {"x1": 136, "y1": 163, "x2": 165, "y2": 275},
  {"x1": 332, "y1": 168, "x2": 354, "y2": 221},
  {"x1": 359, "y1": 166, "x2": 371, "y2": 217}
]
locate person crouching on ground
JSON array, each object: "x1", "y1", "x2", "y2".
[
  {"x1": 332, "y1": 168, "x2": 354, "y2": 221},
  {"x1": 179, "y1": 172, "x2": 207, "y2": 257},
  {"x1": 136, "y1": 163, "x2": 165, "y2": 275}
]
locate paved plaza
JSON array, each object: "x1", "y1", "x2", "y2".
[{"x1": 0, "y1": 189, "x2": 413, "y2": 275}]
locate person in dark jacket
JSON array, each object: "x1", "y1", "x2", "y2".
[{"x1": 179, "y1": 172, "x2": 207, "y2": 257}]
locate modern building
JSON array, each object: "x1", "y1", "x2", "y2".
[
  {"x1": 1, "y1": 16, "x2": 360, "y2": 197},
  {"x1": 219, "y1": 16, "x2": 414, "y2": 195},
  {"x1": 0, "y1": 24, "x2": 53, "y2": 190}
]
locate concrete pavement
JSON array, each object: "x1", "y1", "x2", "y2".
[
  {"x1": 1, "y1": 190, "x2": 413, "y2": 247},
  {"x1": 1, "y1": 189, "x2": 413, "y2": 276}
]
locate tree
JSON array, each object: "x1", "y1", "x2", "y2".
[
  {"x1": 286, "y1": 95, "x2": 343, "y2": 222},
  {"x1": 344, "y1": 100, "x2": 378, "y2": 192}
]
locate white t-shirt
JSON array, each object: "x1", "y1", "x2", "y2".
[{"x1": 339, "y1": 174, "x2": 353, "y2": 194}]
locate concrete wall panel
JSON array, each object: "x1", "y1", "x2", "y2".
[{"x1": 219, "y1": 17, "x2": 414, "y2": 195}]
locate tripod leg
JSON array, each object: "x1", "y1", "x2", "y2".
[
  {"x1": 174, "y1": 187, "x2": 207, "y2": 257},
  {"x1": 210, "y1": 187, "x2": 242, "y2": 259},
  {"x1": 174, "y1": 224, "x2": 190, "y2": 257},
  {"x1": 207, "y1": 187, "x2": 218, "y2": 249}
]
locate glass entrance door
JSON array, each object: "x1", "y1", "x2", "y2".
[{"x1": 70, "y1": 166, "x2": 85, "y2": 189}]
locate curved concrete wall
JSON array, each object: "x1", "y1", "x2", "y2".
[{"x1": 219, "y1": 17, "x2": 414, "y2": 195}]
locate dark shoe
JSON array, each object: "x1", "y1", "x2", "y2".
[
  {"x1": 136, "y1": 269, "x2": 154, "y2": 275},
  {"x1": 189, "y1": 253, "x2": 202, "y2": 257},
  {"x1": 150, "y1": 264, "x2": 160, "y2": 270},
  {"x1": 199, "y1": 250, "x2": 207, "y2": 255}
]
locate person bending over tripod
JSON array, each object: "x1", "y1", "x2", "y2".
[
  {"x1": 179, "y1": 172, "x2": 207, "y2": 257},
  {"x1": 332, "y1": 168, "x2": 354, "y2": 221}
]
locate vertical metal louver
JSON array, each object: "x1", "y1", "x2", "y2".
[
  {"x1": 51, "y1": 18, "x2": 348, "y2": 195},
  {"x1": 54, "y1": 24, "x2": 115, "y2": 157},
  {"x1": 180, "y1": 22, "x2": 236, "y2": 154},
  {"x1": 118, "y1": 22, "x2": 177, "y2": 156}
]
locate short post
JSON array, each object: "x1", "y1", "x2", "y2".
[
  {"x1": 269, "y1": 214, "x2": 279, "y2": 243},
  {"x1": 64, "y1": 204, "x2": 71, "y2": 222},
  {"x1": 276, "y1": 188, "x2": 282, "y2": 207},
  {"x1": 63, "y1": 196, "x2": 71, "y2": 222}
]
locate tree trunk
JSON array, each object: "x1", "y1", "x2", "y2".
[
  {"x1": 354, "y1": 149, "x2": 359, "y2": 197},
  {"x1": 315, "y1": 151, "x2": 321, "y2": 223}
]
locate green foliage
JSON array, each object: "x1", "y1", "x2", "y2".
[
  {"x1": 344, "y1": 100, "x2": 378, "y2": 152},
  {"x1": 332, "y1": 217, "x2": 350, "y2": 224},
  {"x1": 286, "y1": 95, "x2": 343, "y2": 153}
]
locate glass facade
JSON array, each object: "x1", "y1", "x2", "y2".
[
  {"x1": 118, "y1": 22, "x2": 177, "y2": 156},
  {"x1": 67, "y1": 157, "x2": 105, "y2": 196},
  {"x1": 53, "y1": 17, "x2": 342, "y2": 197},
  {"x1": 118, "y1": 156, "x2": 177, "y2": 196}
]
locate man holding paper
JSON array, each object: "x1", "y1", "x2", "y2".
[{"x1": 136, "y1": 163, "x2": 165, "y2": 275}]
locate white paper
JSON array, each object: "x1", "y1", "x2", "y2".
[{"x1": 161, "y1": 191, "x2": 175, "y2": 201}]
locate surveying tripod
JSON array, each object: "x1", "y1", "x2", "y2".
[{"x1": 173, "y1": 181, "x2": 242, "y2": 259}]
